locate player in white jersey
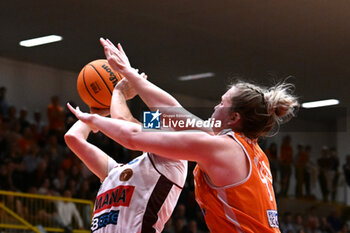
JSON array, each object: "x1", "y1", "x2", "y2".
[{"x1": 65, "y1": 74, "x2": 187, "y2": 232}]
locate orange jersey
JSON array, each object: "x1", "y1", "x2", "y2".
[{"x1": 194, "y1": 130, "x2": 280, "y2": 233}]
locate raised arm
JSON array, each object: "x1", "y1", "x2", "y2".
[
  {"x1": 64, "y1": 119, "x2": 109, "y2": 182},
  {"x1": 110, "y1": 78, "x2": 140, "y2": 124},
  {"x1": 101, "y1": 38, "x2": 181, "y2": 109},
  {"x1": 100, "y1": 38, "x2": 213, "y2": 134}
]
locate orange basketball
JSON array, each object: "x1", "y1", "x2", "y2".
[{"x1": 77, "y1": 59, "x2": 123, "y2": 108}]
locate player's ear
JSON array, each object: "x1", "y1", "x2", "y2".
[{"x1": 228, "y1": 112, "x2": 241, "y2": 127}]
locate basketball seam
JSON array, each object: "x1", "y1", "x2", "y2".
[
  {"x1": 116, "y1": 72, "x2": 123, "y2": 82},
  {"x1": 83, "y1": 66, "x2": 109, "y2": 108},
  {"x1": 89, "y1": 64, "x2": 113, "y2": 96}
]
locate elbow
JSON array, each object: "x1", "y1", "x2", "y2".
[{"x1": 64, "y1": 132, "x2": 79, "y2": 147}]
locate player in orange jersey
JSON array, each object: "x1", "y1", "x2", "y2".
[{"x1": 67, "y1": 38, "x2": 299, "y2": 232}]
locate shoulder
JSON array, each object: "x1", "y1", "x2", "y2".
[{"x1": 149, "y1": 153, "x2": 188, "y2": 187}]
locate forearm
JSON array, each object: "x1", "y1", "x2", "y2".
[
  {"x1": 120, "y1": 69, "x2": 213, "y2": 134},
  {"x1": 122, "y1": 68, "x2": 181, "y2": 109},
  {"x1": 65, "y1": 120, "x2": 91, "y2": 140},
  {"x1": 64, "y1": 120, "x2": 108, "y2": 181},
  {"x1": 111, "y1": 89, "x2": 139, "y2": 124},
  {"x1": 91, "y1": 115, "x2": 141, "y2": 150}
]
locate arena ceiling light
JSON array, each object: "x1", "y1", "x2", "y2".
[
  {"x1": 178, "y1": 72, "x2": 215, "y2": 81},
  {"x1": 301, "y1": 99, "x2": 339, "y2": 108},
  {"x1": 19, "y1": 35, "x2": 63, "y2": 47}
]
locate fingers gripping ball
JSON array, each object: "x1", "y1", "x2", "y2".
[{"x1": 77, "y1": 59, "x2": 123, "y2": 108}]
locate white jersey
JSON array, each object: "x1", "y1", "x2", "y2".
[{"x1": 91, "y1": 152, "x2": 187, "y2": 233}]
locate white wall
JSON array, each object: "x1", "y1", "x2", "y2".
[{"x1": 0, "y1": 57, "x2": 84, "y2": 122}]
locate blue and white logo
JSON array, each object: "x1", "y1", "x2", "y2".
[
  {"x1": 143, "y1": 110, "x2": 161, "y2": 129},
  {"x1": 266, "y1": 210, "x2": 279, "y2": 228},
  {"x1": 91, "y1": 210, "x2": 119, "y2": 232}
]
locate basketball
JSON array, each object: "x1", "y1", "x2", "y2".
[{"x1": 77, "y1": 59, "x2": 123, "y2": 108}]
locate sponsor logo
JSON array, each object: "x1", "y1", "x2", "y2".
[
  {"x1": 91, "y1": 210, "x2": 119, "y2": 232},
  {"x1": 254, "y1": 156, "x2": 274, "y2": 202},
  {"x1": 90, "y1": 82, "x2": 101, "y2": 94},
  {"x1": 102, "y1": 64, "x2": 118, "y2": 86},
  {"x1": 119, "y1": 168, "x2": 133, "y2": 181},
  {"x1": 143, "y1": 109, "x2": 222, "y2": 130},
  {"x1": 94, "y1": 185, "x2": 135, "y2": 214},
  {"x1": 266, "y1": 210, "x2": 279, "y2": 228},
  {"x1": 143, "y1": 110, "x2": 161, "y2": 129},
  {"x1": 162, "y1": 117, "x2": 221, "y2": 128}
]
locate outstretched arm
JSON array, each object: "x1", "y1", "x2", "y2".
[
  {"x1": 100, "y1": 38, "x2": 213, "y2": 134},
  {"x1": 67, "y1": 105, "x2": 249, "y2": 187},
  {"x1": 67, "y1": 104, "x2": 233, "y2": 163},
  {"x1": 101, "y1": 38, "x2": 181, "y2": 109}
]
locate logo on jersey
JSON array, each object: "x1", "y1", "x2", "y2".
[
  {"x1": 91, "y1": 210, "x2": 119, "y2": 232},
  {"x1": 266, "y1": 210, "x2": 279, "y2": 228},
  {"x1": 254, "y1": 156, "x2": 274, "y2": 202},
  {"x1": 120, "y1": 168, "x2": 133, "y2": 181},
  {"x1": 94, "y1": 185, "x2": 135, "y2": 214},
  {"x1": 143, "y1": 110, "x2": 161, "y2": 129}
]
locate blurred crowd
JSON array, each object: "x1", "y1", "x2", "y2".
[
  {"x1": 264, "y1": 135, "x2": 349, "y2": 203},
  {"x1": 279, "y1": 206, "x2": 349, "y2": 233},
  {"x1": 1, "y1": 86, "x2": 350, "y2": 232}
]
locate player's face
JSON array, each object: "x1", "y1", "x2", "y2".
[{"x1": 211, "y1": 86, "x2": 239, "y2": 131}]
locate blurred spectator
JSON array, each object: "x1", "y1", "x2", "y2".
[
  {"x1": 0, "y1": 117, "x2": 10, "y2": 158},
  {"x1": 19, "y1": 108, "x2": 30, "y2": 133},
  {"x1": 45, "y1": 134, "x2": 64, "y2": 177},
  {"x1": 7, "y1": 105, "x2": 19, "y2": 131},
  {"x1": 280, "y1": 135, "x2": 293, "y2": 197},
  {"x1": 38, "y1": 178, "x2": 51, "y2": 195},
  {"x1": 338, "y1": 224, "x2": 349, "y2": 233},
  {"x1": 182, "y1": 219, "x2": 199, "y2": 233},
  {"x1": 66, "y1": 179, "x2": 79, "y2": 197},
  {"x1": 32, "y1": 111, "x2": 46, "y2": 134},
  {"x1": 174, "y1": 217, "x2": 185, "y2": 233},
  {"x1": 35, "y1": 155, "x2": 49, "y2": 187},
  {"x1": 0, "y1": 163, "x2": 12, "y2": 190},
  {"x1": 8, "y1": 144, "x2": 25, "y2": 191},
  {"x1": 294, "y1": 213, "x2": 306, "y2": 233},
  {"x1": 318, "y1": 147, "x2": 331, "y2": 202},
  {"x1": 295, "y1": 144, "x2": 306, "y2": 198},
  {"x1": 265, "y1": 142, "x2": 279, "y2": 189},
  {"x1": 47, "y1": 95, "x2": 65, "y2": 133},
  {"x1": 306, "y1": 206, "x2": 317, "y2": 227},
  {"x1": 304, "y1": 146, "x2": 312, "y2": 198},
  {"x1": 307, "y1": 217, "x2": 321, "y2": 233},
  {"x1": 18, "y1": 126, "x2": 35, "y2": 155},
  {"x1": 78, "y1": 180, "x2": 93, "y2": 200},
  {"x1": 0, "y1": 86, "x2": 9, "y2": 117},
  {"x1": 319, "y1": 217, "x2": 334, "y2": 233},
  {"x1": 328, "y1": 147, "x2": 339, "y2": 202},
  {"x1": 53, "y1": 169, "x2": 67, "y2": 194},
  {"x1": 23, "y1": 144, "x2": 41, "y2": 189},
  {"x1": 326, "y1": 208, "x2": 343, "y2": 232},
  {"x1": 343, "y1": 155, "x2": 350, "y2": 188},
  {"x1": 280, "y1": 212, "x2": 296, "y2": 233},
  {"x1": 163, "y1": 218, "x2": 175, "y2": 233},
  {"x1": 55, "y1": 190, "x2": 84, "y2": 231}
]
